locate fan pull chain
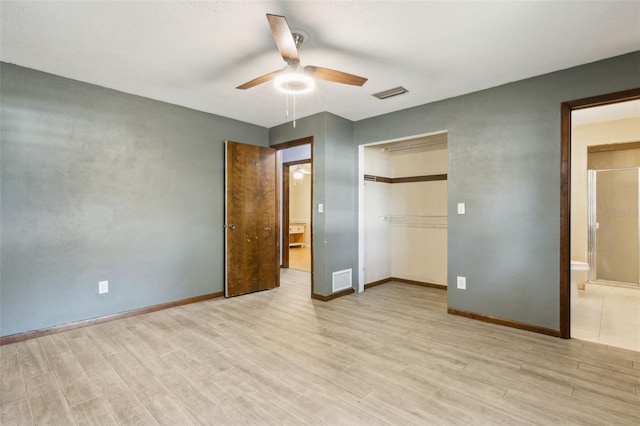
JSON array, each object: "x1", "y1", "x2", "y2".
[
  {"x1": 282, "y1": 83, "x2": 297, "y2": 128},
  {"x1": 285, "y1": 85, "x2": 289, "y2": 118}
]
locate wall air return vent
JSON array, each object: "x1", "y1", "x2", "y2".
[
  {"x1": 372, "y1": 86, "x2": 409, "y2": 100},
  {"x1": 332, "y1": 269, "x2": 353, "y2": 292}
]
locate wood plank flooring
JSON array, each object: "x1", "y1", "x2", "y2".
[
  {"x1": 288, "y1": 247, "x2": 311, "y2": 272},
  {"x1": 1, "y1": 269, "x2": 639, "y2": 425}
]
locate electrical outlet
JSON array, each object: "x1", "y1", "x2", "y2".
[
  {"x1": 456, "y1": 276, "x2": 467, "y2": 290},
  {"x1": 99, "y1": 280, "x2": 109, "y2": 294},
  {"x1": 457, "y1": 202, "x2": 466, "y2": 215}
]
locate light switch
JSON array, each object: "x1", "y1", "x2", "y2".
[
  {"x1": 457, "y1": 202, "x2": 466, "y2": 215},
  {"x1": 457, "y1": 276, "x2": 466, "y2": 290},
  {"x1": 318, "y1": 203, "x2": 324, "y2": 213}
]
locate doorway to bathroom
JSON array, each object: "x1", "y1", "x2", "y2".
[{"x1": 565, "y1": 91, "x2": 640, "y2": 351}]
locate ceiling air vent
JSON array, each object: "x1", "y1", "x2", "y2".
[{"x1": 372, "y1": 86, "x2": 409, "y2": 100}]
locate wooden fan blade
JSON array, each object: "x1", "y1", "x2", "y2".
[
  {"x1": 305, "y1": 66, "x2": 367, "y2": 86},
  {"x1": 236, "y1": 70, "x2": 280, "y2": 90},
  {"x1": 267, "y1": 14, "x2": 300, "y2": 64}
]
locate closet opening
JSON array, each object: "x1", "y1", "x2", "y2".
[{"x1": 358, "y1": 131, "x2": 449, "y2": 294}]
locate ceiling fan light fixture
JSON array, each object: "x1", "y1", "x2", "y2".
[
  {"x1": 293, "y1": 170, "x2": 304, "y2": 179},
  {"x1": 237, "y1": 14, "x2": 367, "y2": 93},
  {"x1": 274, "y1": 71, "x2": 315, "y2": 95}
]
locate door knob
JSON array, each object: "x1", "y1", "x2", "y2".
[{"x1": 229, "y1": 224, "x2": 236, "y2": 230}]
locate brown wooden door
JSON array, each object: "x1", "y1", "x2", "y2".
[{"x1": 225, "y1": 141, "x2": 279, "y2": 297}]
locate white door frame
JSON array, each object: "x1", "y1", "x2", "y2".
[{"x1": 357, "y1": 130, "x2": 448, "y2": 293}]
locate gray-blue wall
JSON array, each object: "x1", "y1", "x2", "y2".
[
  {"x1": 354, "y1": 52, "x2": 640, "y2": 330},
  {"x1": 270, "y1": 113, "x2": 358, "y2": 296},
  {"x1": 3, "y1": 51, "x2": 639, "y2": 337},
  {"x1": 1, "y1": 63, "x2": 267, "y2": 336}
]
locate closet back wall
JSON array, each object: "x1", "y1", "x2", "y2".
[
  {"x1": 390, "y1": 144, "x2": 447, "y2": 285},
  {"x1": 363, "y1": 140, "x2": 447, "y2": 286}
]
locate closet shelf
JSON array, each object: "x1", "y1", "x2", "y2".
[{"x1": 380, "y1": 215, "x2": 446, "y2": 219}]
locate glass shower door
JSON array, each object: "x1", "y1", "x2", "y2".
[{"x1": 589, "y1": 168, "x2": 640, "y2": 286}]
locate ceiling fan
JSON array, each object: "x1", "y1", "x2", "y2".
[
  {"x1": 292, "y1": 165, "x2": 311, "y2": 179},
  {"x1": 237, "y1": 14, "x2": 368, "y2": 93}
]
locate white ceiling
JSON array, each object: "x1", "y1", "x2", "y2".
[
  {"x1": 1, "y1": 1, "x2": 639, "y2": 128},
  {"x1": 572, "y1": 99, "x2": 640, "y2": 127}
]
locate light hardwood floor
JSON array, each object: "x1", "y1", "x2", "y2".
[
  {"x1": 1, "y1": 269, "x2": 639, "y2": 425},
  {"x1": 288, "y1": 247, "x2": 311, "y2": 272}
]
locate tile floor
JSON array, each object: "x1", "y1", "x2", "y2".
[{"x1": 571, "y1": 281, "x2": 640, "y2": 352}]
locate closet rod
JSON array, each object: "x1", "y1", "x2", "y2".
[
  {"x1": 380, "y1": 215, "x2": 447, "y2": 219},
  {"x1": 381, "y1": 139, "x2": 447, "y2": 152}
]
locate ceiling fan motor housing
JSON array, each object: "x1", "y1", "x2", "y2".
[{"x1": 236, "y1": 14, "x2": 367, "y2": 91}]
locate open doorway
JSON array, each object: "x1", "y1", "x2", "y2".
[
  {"x1": 273, "y1": 137, "x2": 314, "y2": 292},
  {"x1": 284, "y1": 161, "x2": 312, "y2": 272},
  {"x1": 560, "y1": 87, "x2": 640, "y2": 344},
  {"x1": 568, "y1": 98, "x2": 640, "y2": 351}
]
